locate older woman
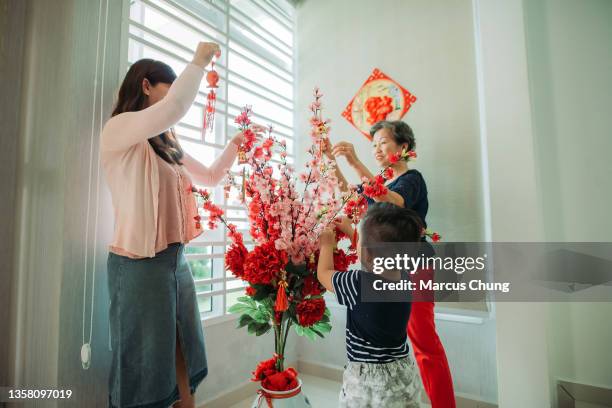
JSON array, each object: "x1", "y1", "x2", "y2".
[{"x1": 324, "y1": 120, "x2": 456, "y2": 408}]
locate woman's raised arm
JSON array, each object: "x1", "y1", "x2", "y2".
[{"x1": 101, "y1": 42, "x2": 220, "y2": 152}]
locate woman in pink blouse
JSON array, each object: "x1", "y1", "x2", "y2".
[{"x1": 101, "y1": 42, "x2": 261, "y2": 408}]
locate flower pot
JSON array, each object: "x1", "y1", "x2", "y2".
[{"x1": 251, "y1": 379, "x2": 312, "y2": 408}]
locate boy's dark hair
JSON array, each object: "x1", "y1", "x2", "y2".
[
  {"x1": 361, "y1": 202, "x2": 423, "y2": 244},
  {"x1": 369, "y1": 120, "x2": 416, "y2": 151}
]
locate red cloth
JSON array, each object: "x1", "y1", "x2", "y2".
[{"x1": 408, "y1": 269, "x2": 456, "y2": 408}]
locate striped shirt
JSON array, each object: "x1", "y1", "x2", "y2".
[{"x1": 332, "y1": 270, "x2": 412, "y2": 364}]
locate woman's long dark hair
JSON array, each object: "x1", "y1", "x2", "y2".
[{"x1": 112, "y1": 59, "x2": 185, "y2": 165}]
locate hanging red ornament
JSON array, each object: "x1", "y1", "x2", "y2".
[
  {"x1": 274, "y1": 270, "x2": 289, "y2": 312},
  {"x1": 203, "y1": 50, "x2": 221, "y2": 134}
]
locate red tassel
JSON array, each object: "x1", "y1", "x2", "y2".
[
  {"x1": 351, "y1": 226, "x2": 359, "y2": 249},
  {"x1": 275, "y1": 281, "x2": 288, "y2": 312}
]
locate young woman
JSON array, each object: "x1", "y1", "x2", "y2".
[
  {"x1": 324, "y1": 121, "x2": 456, "y2": 408},
  {"x1": 101, "y1": 42, "x2": 263, "y2": 408}
]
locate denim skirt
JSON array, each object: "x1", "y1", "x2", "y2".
[{"x1": 107, "y1": 243, "x2": 208, "y2": 408}]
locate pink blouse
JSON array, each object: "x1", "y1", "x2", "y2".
[{"x1": 110, "y1": 155, "x2": 199, "y2": 258}]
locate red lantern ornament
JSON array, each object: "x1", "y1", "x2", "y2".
[{"x1": 203, "y1": 50, "x2": 221, "y2": 134}]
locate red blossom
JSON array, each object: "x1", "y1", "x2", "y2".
[
  {"x1": 262, "y1": 368, "x2": 298, "y2": 392},
  {"x1": 227, "y1": 223, "x2": 243, "y2": 245},
  {"x1": 243, "y1": 241, "x2": 288, "y2": 285},
  {"x1": 200, "y1": 198, "x2": 225, "y2": 229},
  {"x1": 388, "y1": 152, "x2": 401, "y2": 164},
  {"x1": 198, "y1": 189, "x2": 210, "y2": 200},
  {"x1": 226, "y1": 242, "x2": 249, "y2": 278},
  {"x1": 235, "y1": 108, "x2": 252, "y2": 128},
  {"x1": 383, "y1": 167, "x2": 394, "y2": 180},
  {"x1": 262, "y1": 138, "x2": 274, "y2": 149},
  {"x1": 246, "y1": 286, "x2": 257, "y2": 296},
  {"x1": 301, "y1": 274, "x2": 324, "y2": 297},
  {"x1": 251, "y1": 355, "x2": 278, "y2": 382},
  {"x1": 363, "y1": 175, "x2": 388, "y2": 198},
  {"x1": 242, "y1": 128, "x2": 257, "y2": 151},
  {"x1": 333, "y1": 248, "x2": 358, "y2": 272},
  {"x1": 252, "y1": 356, "x2": 298, "y2": 392},
  {"x1": 296, "y1": 298, "x2": 325, "y2": 327},
  {"x1": 344, "y1": 195, "x2": 368, "y2": 220},
  {"x1": 334, "y1": 226, "x2": 349, "y2": 241}
]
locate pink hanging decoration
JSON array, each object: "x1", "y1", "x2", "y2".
[{"x1": 203, "y1": 50, "x2": 221, "y2": 133}]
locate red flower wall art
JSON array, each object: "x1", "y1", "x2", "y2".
[{"x1": 341, "y1": 68, "x2": 417, "y2": 140}]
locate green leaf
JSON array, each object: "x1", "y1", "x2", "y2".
[
  {"x1": 310, "y1": 327, "x2": 325, "y2": 338},
  {"x1": 247, "y1": 321, "x2": 271, "y2": 336},
  {"x1": 251, "y1": 309, "x2": 270, "y2": 324},
  {"x1": 237, "y1": 314, "x2": 254, "y2": 328},
  {"x1": 312, "y1": 321, "x2": 332, "y2": 334},
  {"x1": 293, "y1": 324, "x2": 318, "y2": 341},
  {"x1": 255, "y1": 322, "x2": 271, "y2": 336},
  {"x1": 237, "y1": 296, "x2": 256, "y2": 306},
  {"x1": 302, "y1": 327, "x2": 317, "y2": 341},
  {"x1": 228, "y1": 302, "x2": 255, "y2": 315}
]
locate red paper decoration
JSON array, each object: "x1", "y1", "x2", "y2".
[
  {"x1": 341, "y1": 68, "x2": 417, "y2": 140},
  {"x1": 203, "y1": 50, "x2": 221, "y2": 134}
]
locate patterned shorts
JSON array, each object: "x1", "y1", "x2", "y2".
[{"x1": 339, "y1": 356, "x2": 422, "y2": 408}]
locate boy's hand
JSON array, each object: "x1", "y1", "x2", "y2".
[
  {"x1": 333, "y1": 216, "x2": 354, "y2": 237},
  {"x1": 319, "y1": 227, "x2": 336, "y2": 247}
]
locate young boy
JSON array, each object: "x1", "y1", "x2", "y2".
[{"x1": 318, "y1": 202, "x2": 423, "y2": 408}]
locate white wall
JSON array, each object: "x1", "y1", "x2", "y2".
[
  {"x1": 523, "y1": 0, "x2": 612, "y2": 401},
  {"x1": 295, "y1": 0, "x2": 498, "y2": 403},
  {"x1": 472, "y1": 0, "x2": 553, "y2": 404}
]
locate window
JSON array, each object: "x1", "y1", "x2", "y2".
[{"x1": 123, "y1": 0, "x2": 296, "y2": 324}]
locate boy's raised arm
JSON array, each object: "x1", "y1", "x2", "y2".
[{"x1": 317, "y1": 227, "x2": 336, "y2": 292}]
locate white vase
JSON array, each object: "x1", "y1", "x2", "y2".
[{"x1": 251, "y1": 379, "x2": 312, "y2": 408}]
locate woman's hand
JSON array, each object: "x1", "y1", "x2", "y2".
[
  {"x1": 321, "y1": 137, "x2": 334, "y2": 160},
  {"x1": 319, "y1": 226, "x2": 337, "y2": 248},
  {"x1": 192, "y1": 42, "x2": 221, "y2": 68},
  {"x1": 230, "y1": 124, "x2": 267, "y2": 146},
  {"x1": 332, "y1": 141, "x2": 360, "y2": 166}
]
